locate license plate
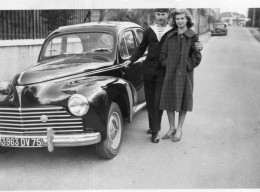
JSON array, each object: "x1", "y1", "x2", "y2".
[{"x1": 0, "y1": 137, "x2": 43, "y2": 147}]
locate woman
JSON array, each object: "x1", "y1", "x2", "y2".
[{"x1": 160, "y1": 9, "x2": 202, "y2": 142}]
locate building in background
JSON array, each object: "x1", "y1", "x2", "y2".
[
  {"x1": 220, "y1": 12, "x2": 248, "y2": 26},
  {"x1": 189, "y1": 8, "x2": 220, "y2": 34}
]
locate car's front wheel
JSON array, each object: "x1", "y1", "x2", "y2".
[{"x1": 95, "y1": 102, "x2": 123, "y2": 159}]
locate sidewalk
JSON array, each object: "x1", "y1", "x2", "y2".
[
  {"x1": 248, "y1": 27, "x2": 260, "y2": 41},
  {"x1": 0, "y1": 39, "x2": 44, "y2": 47}
]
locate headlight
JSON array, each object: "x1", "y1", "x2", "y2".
[{"x1": 68, "y1": 94, "x2": 89, "y2": 116}]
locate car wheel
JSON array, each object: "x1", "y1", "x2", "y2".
[{"x1": 95, "y1": 102, "x2": 123, "y2": 159}]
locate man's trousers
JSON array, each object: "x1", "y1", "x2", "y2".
[{"x1": 143, "y1": 73, "x2": 165, "y2": 133}]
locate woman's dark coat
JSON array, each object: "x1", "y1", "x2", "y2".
[{"x1": 159, "y1": 28, "x2": 202, "y2": 111}]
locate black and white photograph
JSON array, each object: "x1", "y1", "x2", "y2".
[{"x1": 0, "y1": 0, "x2": 260, "y2": 190}]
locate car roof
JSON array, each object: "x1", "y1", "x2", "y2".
[{"x1": 53, "y1": 21, "x2": 142, "y2": 34}]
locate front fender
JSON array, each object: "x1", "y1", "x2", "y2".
[
  {"x1": 61, "y1": 76, "x2": 136, "y2": 137},
  {"x1": 0, "y1": 76, "x2": 136, "y2": 140}
]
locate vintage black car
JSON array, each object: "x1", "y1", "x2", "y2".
[
  {"x1": 0, "y1": 22, "x2": 146, "y2": 159},
  {"x1": 211, "y1": 23, "x2": 228, "y2": 36}
]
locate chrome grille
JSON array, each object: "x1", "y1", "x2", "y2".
[{"x1": 0, "y1": 106, "x2": 84, "y2": 135}]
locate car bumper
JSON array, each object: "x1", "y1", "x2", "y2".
[
  {"x1": 0, "y1": 128, "x2": 101, "y2": 152},
  {"x1": 211, "y1": 32, "x2": 227, "y2": 35}
]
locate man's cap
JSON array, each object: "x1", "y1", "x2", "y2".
[{"x1": 154, "y1": 8, "x2": 169, "y2": 13}]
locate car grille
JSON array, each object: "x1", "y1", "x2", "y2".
[{"x1": 0, "y1": 106, "x2": 84, "y2": 135}]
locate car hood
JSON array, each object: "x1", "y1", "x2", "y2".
[{"x1": 15, "y1": 56, "x2": 115, "y2": 85}]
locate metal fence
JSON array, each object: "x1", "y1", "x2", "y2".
[{"x1": 0, "y1": 10, "x2": 89, "y2": 40}]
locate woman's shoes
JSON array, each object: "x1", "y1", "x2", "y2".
[
  {"x1": 171, "y1": 130, "x2": 182, "y2": 142},
  {"x1": 162, "y1": 128, "x2": 176, "y2": 139}
]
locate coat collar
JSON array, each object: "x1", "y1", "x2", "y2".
[
  {"x1": 150, "y1": 24, "x2": 173, "y2": 41},
  {"x1": 167, "y1": 28, "x2": 197, "y2": 38}
]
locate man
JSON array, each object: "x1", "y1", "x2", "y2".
[
  {"x1": 224, "y1": 20, "x2": 228, "y2": 28},
  {"x1": 124, "y1": 9, "x2": 172, "y2": 143}
]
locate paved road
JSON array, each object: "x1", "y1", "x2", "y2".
[{"x1": 1, "y1": 26, "x2": 260, "y2": 190}]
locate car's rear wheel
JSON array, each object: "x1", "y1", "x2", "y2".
[{"x1": 95, "y1": 102, "x2": 123, "y2": 159}]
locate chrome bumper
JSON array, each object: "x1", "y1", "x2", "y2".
[{"x1": 0, "y1": 128, "x2": 101, "y2": 152}]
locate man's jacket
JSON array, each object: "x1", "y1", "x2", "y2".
[{"x1": 129, "y1": 24, "x2": 173, "y2": 75}]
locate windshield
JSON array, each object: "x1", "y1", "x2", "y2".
[{"x1": 40, "y1": 32, "x2": 115, "y2": 60}]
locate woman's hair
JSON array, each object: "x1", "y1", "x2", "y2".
[{"x1": 171, "y1": 9, "x2": 194, "y2": 28}]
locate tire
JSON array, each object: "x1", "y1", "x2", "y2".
[{"x1": 95, "y1": 102, "x2": 123, "y2": 159}]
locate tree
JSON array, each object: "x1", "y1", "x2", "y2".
[
  {"x1": 106, "y1": 9, "x2": 154, "y2": 29},
  {"x1": 40, "y1": 10, "x2": 76, "y2": 32}
]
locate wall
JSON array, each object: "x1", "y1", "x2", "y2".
[{"x1": 0, "y1": 40, "x2": 44, "y2": 82}]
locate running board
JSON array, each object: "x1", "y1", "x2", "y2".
[{"x1": 134, "y1": 102, "x2": 146, "y2": 114}]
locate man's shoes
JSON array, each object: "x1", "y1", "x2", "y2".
[
  {"x1": 147, "y1": 129, "x2": 152, "y2": 134},
  {"x1": 151, "y1": 133, "x2": 160, "y2": 143}
]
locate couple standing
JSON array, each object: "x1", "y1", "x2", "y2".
[{"x1": 124, "y1": 9, "x2": 202, "y2": 143}]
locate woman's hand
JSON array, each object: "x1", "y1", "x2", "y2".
[{"x1": 194, "y1": 41, "x2": 203, "y2": 51}]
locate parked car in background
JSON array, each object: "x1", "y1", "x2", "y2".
[
  {"x1": 0, "y1": 22, "x2": 146, "y2": 159},
  {"x1": 211, "y1": 23, "x2": 228, "y2": 36}
]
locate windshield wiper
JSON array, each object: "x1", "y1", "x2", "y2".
[
  {"x1": 82, "y1": 48, "x2": 112, "y2": 55},
  {"x1": 46, "y1": 49, "x2": 68, "y2": 56}
]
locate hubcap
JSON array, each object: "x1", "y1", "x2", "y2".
[{"x1": 108, "y1": 112, "x2": 121, "y2": 149}]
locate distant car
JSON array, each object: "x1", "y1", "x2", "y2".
[
  {"x1": 0, "y1": 22, "x2": 146, "y2": 159},
  {"x1": 211, "y1": 23, "x2": 228, "y2": 36}
]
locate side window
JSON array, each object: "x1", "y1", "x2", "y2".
[
  {"x1": 119, "y1": 30, "x2": 137, "y2": 59},
  {"x1": 135, "y1": 29, "x2": 144, "y2": 45},
  {"x1": 119, "y1": 37, "x2": 128, "y2": 58},
  {"x1": 124, "y1": 31, "x2": 136, "y2": 56}
]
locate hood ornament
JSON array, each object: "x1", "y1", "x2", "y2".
[{"x1": 16, "y1": 86, "x2": 24, "y2": 107}]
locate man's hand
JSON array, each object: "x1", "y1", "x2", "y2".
[
  {"x1": 195, "y1": 41, "x2": 203, "y2": 51},
  {"x1": 123, "y1": 60, "x2": 131, "y2": 67}
]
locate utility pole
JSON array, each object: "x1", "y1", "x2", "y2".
[
  {"x1": 197, "y1": 9, "x2": 201, "y2": 34},
  {"x1": 252, "y1": 8, "x2": 256, "y2": 27}
]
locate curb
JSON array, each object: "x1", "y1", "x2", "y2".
[{"x1": 249, "y1": 28, "x2": 260, "y2": 41}]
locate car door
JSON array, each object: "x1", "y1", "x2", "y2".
[{"x1": 118, "y1": 29, "x2": 145, "y2": 106}]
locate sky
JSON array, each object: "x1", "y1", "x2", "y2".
[{"x1": 0, "y1": 0, "x2": 258, "y2": 16}]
